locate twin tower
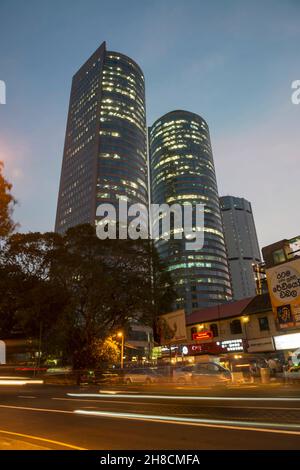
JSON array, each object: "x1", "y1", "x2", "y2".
[{"x1": 55, "y1": 42, "x2": 233, "y2": 314}]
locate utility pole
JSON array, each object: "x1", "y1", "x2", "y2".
[{"x1": 117, "y1": 332, "x2": 124, "y2": 369}]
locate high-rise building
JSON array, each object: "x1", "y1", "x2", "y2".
[
  {"x1": 149, "y1": 110, "x2": 232, "y2": 314},
  {"x1": 55, "y1": 41, "x2": 147, "y2": 233},
  {"x1": 220, "y1": 196, "x2": 261, "y2": 300}
]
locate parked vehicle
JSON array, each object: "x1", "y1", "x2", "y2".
[
  {"x1": 172, "y1": 365, "x2": 195, "y2": 384},
  {"x1": 123, "y1": 368, "x2": 162, "y2": 385},
  {"x1": 173, "y1": 362, "x2": 231, "y2": 385}
]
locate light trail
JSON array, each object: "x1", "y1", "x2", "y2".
[
  {"x1": 67, "y1": 393, "x2": 300, "y2": 402},
  {"x1": 74, "y1": 409, "x2": 300, "y2": 436},
  {"x1": 53, "y1": 397, "x2": 300, "y2": 411},
  {"x1": 0, "y1": 404, "x2": 73, "y2": 414},
  {"x1": 0, "y1": 379, "x2": 43, "y2": 386}
]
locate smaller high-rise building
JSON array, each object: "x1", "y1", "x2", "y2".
[
  {"x1": 149, "y1": 110, "x2": 232, "y2": 314},
  {"x1": 220, "y1": 196, "x2": 261, "y2": 300}
]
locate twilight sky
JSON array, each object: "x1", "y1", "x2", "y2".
[{"x1": 0, "y1": 0, "x2": 299, "y2": 249}]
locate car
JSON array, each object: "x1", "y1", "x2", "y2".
[
  {"x1": 173, "y1": 362, "x2": 232, "y2": 385},
  {"x1": 192, "y1": 362, "x2": 232, "y2": 385},
  {"x1": 172, "y1": 365, "x2": 195, "y2": 384},
  {"x1": 123, "y1": 368, "x2": 161, "y2": 385}
]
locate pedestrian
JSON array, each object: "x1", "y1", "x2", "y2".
[
  {"x1": 287, "y1": 356, "x2": 294, "y2": 369},
  {"x1": 249, "y1": 362, "x2": 257, "y2": 383},
  {"x1": 267, "y1": 358, "x2": 277, "y2": 375}
]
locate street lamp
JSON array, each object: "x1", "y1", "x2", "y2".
[
  {"x1": 117, "y1": 332, "x2": 124, "y2": 369},
  {"x1": 242, "y1": 316, "x2": 250, "y2": 341}
]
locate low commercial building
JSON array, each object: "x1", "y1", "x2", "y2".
[
  {"x1": 262, "y1": 235, "x2": 300, "y2": 365},
  {"x1": 155, "y1": 291, "x2": 300, "y2": 368},
  {"x1": 185, "y1": 294, "x2": 278, "y2": 364}
]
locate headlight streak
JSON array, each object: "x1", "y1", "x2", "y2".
[
  {"x1": 67, "y1": 393, "x2": 300, "y2": 402},
  {"x1": 74, "y1": 409, "x2": 300, "y2": 435},
  {"x1": 0, "y1": 379, "x2": 44, "y2": 386}
]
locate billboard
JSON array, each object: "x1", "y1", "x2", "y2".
[
  {"x1": 156, "y1": 310, "x2": 187, "y2": 344},
  {"x1": 266, "y1": 258, "x2": 300, "y2": 329},
  {"x1": 273, "y1": 332, "x2": 300, "y2": 350}
]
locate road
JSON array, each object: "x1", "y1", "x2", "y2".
[{"x1": 0, "y1": 383, "x2": 300, "y2": 449}]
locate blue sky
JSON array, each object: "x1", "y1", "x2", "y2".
[{"x1": 0, "y1": 0, "x2": 299, "y2": 248}]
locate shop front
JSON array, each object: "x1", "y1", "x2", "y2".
[
  {"x1": 154, "y1": 341, "x2": 224, "y2": 365},
  {"x1": 273, "y1": 332, "x2": 300, "y2": 364}
]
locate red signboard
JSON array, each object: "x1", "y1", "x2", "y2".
[
  {"x1": 192, "y1": 331, "x2": 213, "y2": 341},
  {"x1": 188, "y1": 342, "x2": 224, "y2": 355}
]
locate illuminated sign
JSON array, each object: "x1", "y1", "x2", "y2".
[
  {"x1": 266, "y1": 258, "x2": 300, "y2": 329},
  {"x1": 270, "y1": 267, "x2": 300, "y2": 303},
  {"x1": 221, "y1": 339, "x2": 244, "y2": 352},
  {"x1": 187, "y1": 342, "x2": 224, "y2": 355},
  {"x1": 192, "y1": 331, "x2": 213, "y2": 341},
  {"x1": 182, "y1": 346, "x2": 189, "y2": 355},
  {"x1": 273, "y1": 332, "x2": 300, "y2": 350}
]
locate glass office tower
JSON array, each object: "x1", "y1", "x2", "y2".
[
  {"x1": 55, "y1": 41, "x2": 147, "y2": 233},
  {"x1": 149, "y1": 110, "x2": 232, "y2": 314},
  {"x1": 220, "y1": 196, "x2": 261, "y2": 300}
]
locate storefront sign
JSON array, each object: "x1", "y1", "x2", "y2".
[
  {"x1": 271, "y1": 266, "x2": 300, "y2": 303},
  {"x1": 220, "y1": 339, "x2": 245, "y2": 352},
  {"x1": 266, "y1": 259, "x2": 300, "y2": 329},
  {"x1": 157, "y1": 342, "x2": 223, "y2": 357},
  {"x1": 247, "y1": 337, "x2": 275, "y2": 353},
  {"x1": 192, "y1": 331, "x2": 213, "y2": 341},
  {"x1": 188, "y1": 342, "x2": 224, "y2": 355},
  {"x1": 273, "y1": 332, "x2": 300, "y2": 350}
]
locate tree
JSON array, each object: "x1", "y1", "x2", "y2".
[
  {"x1": 0, "y1": 232, "x2": 69, "y2": 359},
  {"x1": 0, "y1": 224, "x2": 175, "y2": 369},
  {"x1": 51, "y1": 224, "x2": 175, "y2": 368},
  {"x1": 91, "y1": 337, "x2": 120, "y2": 367},
  {"x1": 0, "y1": 162, "x2": 17, "y2": 237}
]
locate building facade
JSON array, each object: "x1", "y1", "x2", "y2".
[
  {"x1": 149, "y1": 110, "x2": 232, "y2": 314},
  {"x1": 263, "y1": 235, "x2": 300, "y2": 333},
  {"x1": 155, "y1": 294, "x2": 298, "y2": 364},
  {"x1": 186, "y1": 294, "x2": 276, "y2": 352},
  {"x1": 220, "y1": 196, "x2": 261, "y2": 300},
  {"x1": 55, "y1": 41, "x2": 148, "y2": 233}
]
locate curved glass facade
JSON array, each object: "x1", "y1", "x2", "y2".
[
  {"x1": 55, "y1": 42, "x2": 147, "y2": 233},
  {"x1": 98, "y1": 51, "x2": 148, "y2": 209},
  {"x1": 149, "y1": 110, "x2": 232, "y2": 314}
]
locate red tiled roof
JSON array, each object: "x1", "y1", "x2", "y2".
[{"x1": 187, "y1": 297, "x2": 254, "y2": 325}]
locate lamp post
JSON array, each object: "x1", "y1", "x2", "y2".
[
  {"x1": 117, "y1": 332, "x2": 124, "y2": 369},
  {"x1": 242, "y1": 316, "x2": 250, "y2": 343}
]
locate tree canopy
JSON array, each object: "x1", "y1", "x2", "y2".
[
  {"x1": 0, "y1": 224, "x2": 175, "y2": 368},
  {"x1": 0, "y1": 162, "x2": 17, "y2": 237}
]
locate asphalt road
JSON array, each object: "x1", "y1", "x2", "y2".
[{"x1": 0, "y1": 383, "x2": 300, "y2": 450}]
